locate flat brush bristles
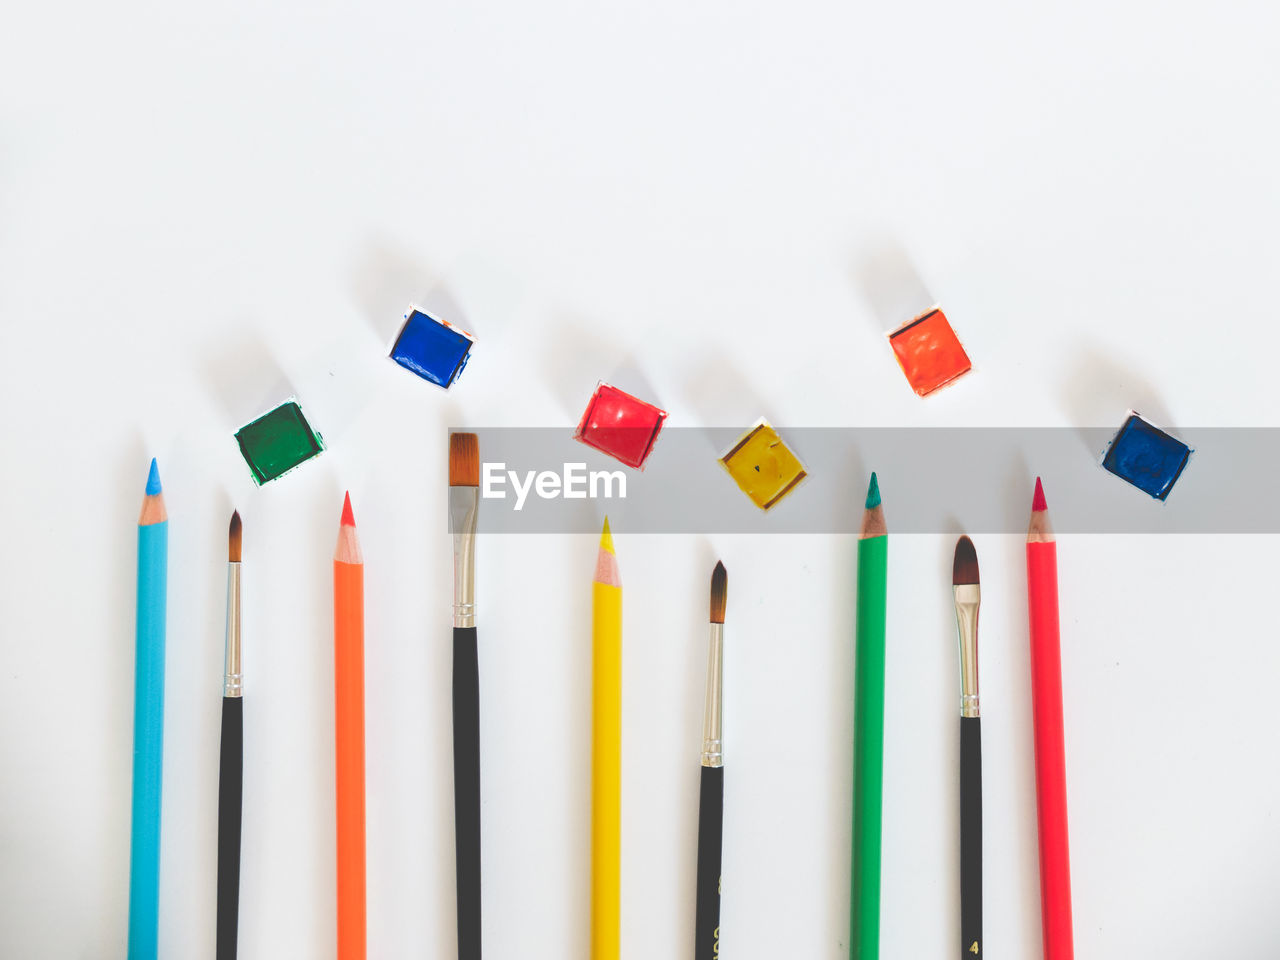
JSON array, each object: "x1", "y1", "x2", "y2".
[
  {"x1": 953, "y1": 535, "x2": 979, "y2": 585},
  {"x1": 228, "y1": 511, "x2": 242, "y2": 562},
  {"x1": 709, "y1": 561, "x2": 727, "y2": 624},
  {"x1": 449, "y1": 432, "x2": 479, "y2": 487}
]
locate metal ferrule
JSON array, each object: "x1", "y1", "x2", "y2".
[
  {"x1": 701, "y1": 623, "x2": 724, "y2": 767},
  {"x1": 450, "y1": 485, "x2": 479, "y2": 628},
  {"x1": 954, "y1": 583, "x2": 980, "y2": 717},
  {"x1": 224, "y1": 562, "x2": 242, "y2": 698}
]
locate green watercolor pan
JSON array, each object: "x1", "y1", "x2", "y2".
[{"x1": 234, "y1": 398, "x2": 325, "y2": 485}]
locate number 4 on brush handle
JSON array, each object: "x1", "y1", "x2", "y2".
[{"x1": 960, "y1": 715, "x2": 982, "y2": 959}]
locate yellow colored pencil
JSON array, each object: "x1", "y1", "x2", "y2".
[{"x1": 591, "y1": 518, "x2": 622, "y2": 960}]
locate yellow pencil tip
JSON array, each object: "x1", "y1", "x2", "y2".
[{"x1": 600, "y1": 516, "x2": 614, "y2": 554}]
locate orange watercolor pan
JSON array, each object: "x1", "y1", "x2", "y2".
[{"x1": 887, "y1": 308, "x2": 972, "y2": 397}]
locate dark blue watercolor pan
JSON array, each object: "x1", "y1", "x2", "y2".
[
  {"x1": 1101, "y1": 413, "x2": 1192, "y2": 501},
  {"x1": 389, "y1": 307, "x2": 474, "y2": 388}
]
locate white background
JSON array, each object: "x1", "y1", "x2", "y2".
[{"x1": 2, "y1": 1, "x2": 1279, "y2": 957}]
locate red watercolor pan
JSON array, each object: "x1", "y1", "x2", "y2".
[
  {"x1": 887, "y1": 307, "x2": 972, "y2": 396},
  {"x1": 574, "y1": 382, "x2": 667, "y2": 469}
]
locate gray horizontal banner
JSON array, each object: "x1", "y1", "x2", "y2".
[{"x1": 453, "y1": 427, "x2": 1266, "y2": 534}]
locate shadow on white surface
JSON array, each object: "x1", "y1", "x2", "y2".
[
  {"x1": 993, "y1": 525, "x2": 1045, "y2": 958},
  {"x1": 98, "y1": 440, "x2": 152, "y2": 950},
  {"x1": 1058, "y1": 342, "x2": 1174, "y2": 455},
  {"x1": 541, "y1": 315, "x2": 625, "y2": 419},
  {"x1": 852, "y1": 239, "x2": 935, "y2": 332},
  {"x1": 350, "y1": 236, "x2": 449, "y2": 346},
  {"x1": 678, "y1": 354, "x2": 767, "y2": 430},
  {"x1": 198, "y1": 328, "x2": 294, "y2": 431}
]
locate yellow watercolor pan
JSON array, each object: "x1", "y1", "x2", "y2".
[{"x1": 719, "y1": 418, "x2": 808, "y2": 510}]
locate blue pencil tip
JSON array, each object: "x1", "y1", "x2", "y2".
[
  {"x1": 865, "y1": 471, "x2": 881, "y2": 509},
  {"x1": 145, "y1": 458, "x2": 162, "y2": 495}
]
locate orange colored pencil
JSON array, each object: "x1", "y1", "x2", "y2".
[{"x1": 334, "y1": 493, "x2": 366, "y2": 960}]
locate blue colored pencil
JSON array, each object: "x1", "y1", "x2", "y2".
[{"x1": 129, "y1": 458, "x2": 167, "y2": 959}]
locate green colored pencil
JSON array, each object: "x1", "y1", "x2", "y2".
[{"x1": 852, "y1": 472, "x2": 887, "y2": 960}]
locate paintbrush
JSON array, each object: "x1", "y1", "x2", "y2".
[
  {"x1": 449, "y1": 433, "x2": 482, "y2": 960},
  {"x1": 695, "y1": 561, "x2": 727, "y2": 959},
  {"x1": 953, "y1": 536, "x2": 982, "y2": 959},
  {"x1": 216, "y1": 511, "x2": 243, "y2": 960}
]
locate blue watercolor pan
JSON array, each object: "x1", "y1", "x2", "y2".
[
  {"x1": 390, "y1": 307, "x2": 474, "y2": 388},
  {"x1": 1101, "y1": 412, "x2": 1191, "y2": 501}
]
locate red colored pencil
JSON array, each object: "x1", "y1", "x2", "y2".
[
  {"x1": 334, "y1": 493, "x2": 366, "y2": 960},
  {"x1": 1026, "y1": 478, "x2": 1073, "y2": 960}
]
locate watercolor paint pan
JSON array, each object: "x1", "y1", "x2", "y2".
[
  {"x1": 573, "y1": 382, "x2": 668, "y2": 469},
  {"x1": 390, "y1": 306, "x2": 475, "y2": 389},
  {"x1": 234, "y1": 398, "x2": 325, "y2": 485},
  {"x1": 887, "y1": 307, "x2": 972, "y2": 396},
  {"x1": 1101, "y1": 411, "x2": 1191, "y2": 501},
  {"x1": 719, "y1": 418, "x2": 807, "y2": 510}
]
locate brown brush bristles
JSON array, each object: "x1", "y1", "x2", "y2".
[
  {"x1": 449, "y1": 433, "x2": 479, "y2": 487},
  {"x1": 228, "y1": 510, "x2": 242, "y2": 562},
  {"x1": 952, "y1": 535, "x2": 979, "y2": 586},
  {"x1": 709, "y1": 560, "x2": 727, "y2": 624}
]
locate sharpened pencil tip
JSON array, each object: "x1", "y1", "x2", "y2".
[
  {"x1": 341, "y1": 491, "x2": 355, "y2": 527},
  {"x1": 1032, "y1": 476, "x2": 1047, "y2": 512},
  {"x1": 865, "y1": 471, "x2": 881, "y2": 510},
  {"x1": 145, "y1": 458, "x2": 162, "y2": 495},
  {"x1": 710, "y1": 560, "x2": 727, "y2": 624},
  {"x1": 593, "y1": 517, "x2": 621, "y2": 585}
]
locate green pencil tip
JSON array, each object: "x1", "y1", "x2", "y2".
[{"x1": 865, "y1": 471, "x2": 881, "y2": 509}]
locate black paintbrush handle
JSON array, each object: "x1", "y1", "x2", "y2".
[
  {"x1": 216, "y1": 696, "x2": 243, "y2": 960},
  {"x1": 453, "y1": 626, "x2": 482, "y2": 960},
  {"x1": 694, "y1": 764, "x2": 724, "y2": 960},
  {"x1": 960, "y1": 716, "x2": 983, "y2": 959}
]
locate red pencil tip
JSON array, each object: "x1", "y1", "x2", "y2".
[
  {"x1": 1032, "y1": 476, "x2": 1047, "y2": 512},
  {"x1": 341, "y1": 491, "x2": 355, "y2": 527}
]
